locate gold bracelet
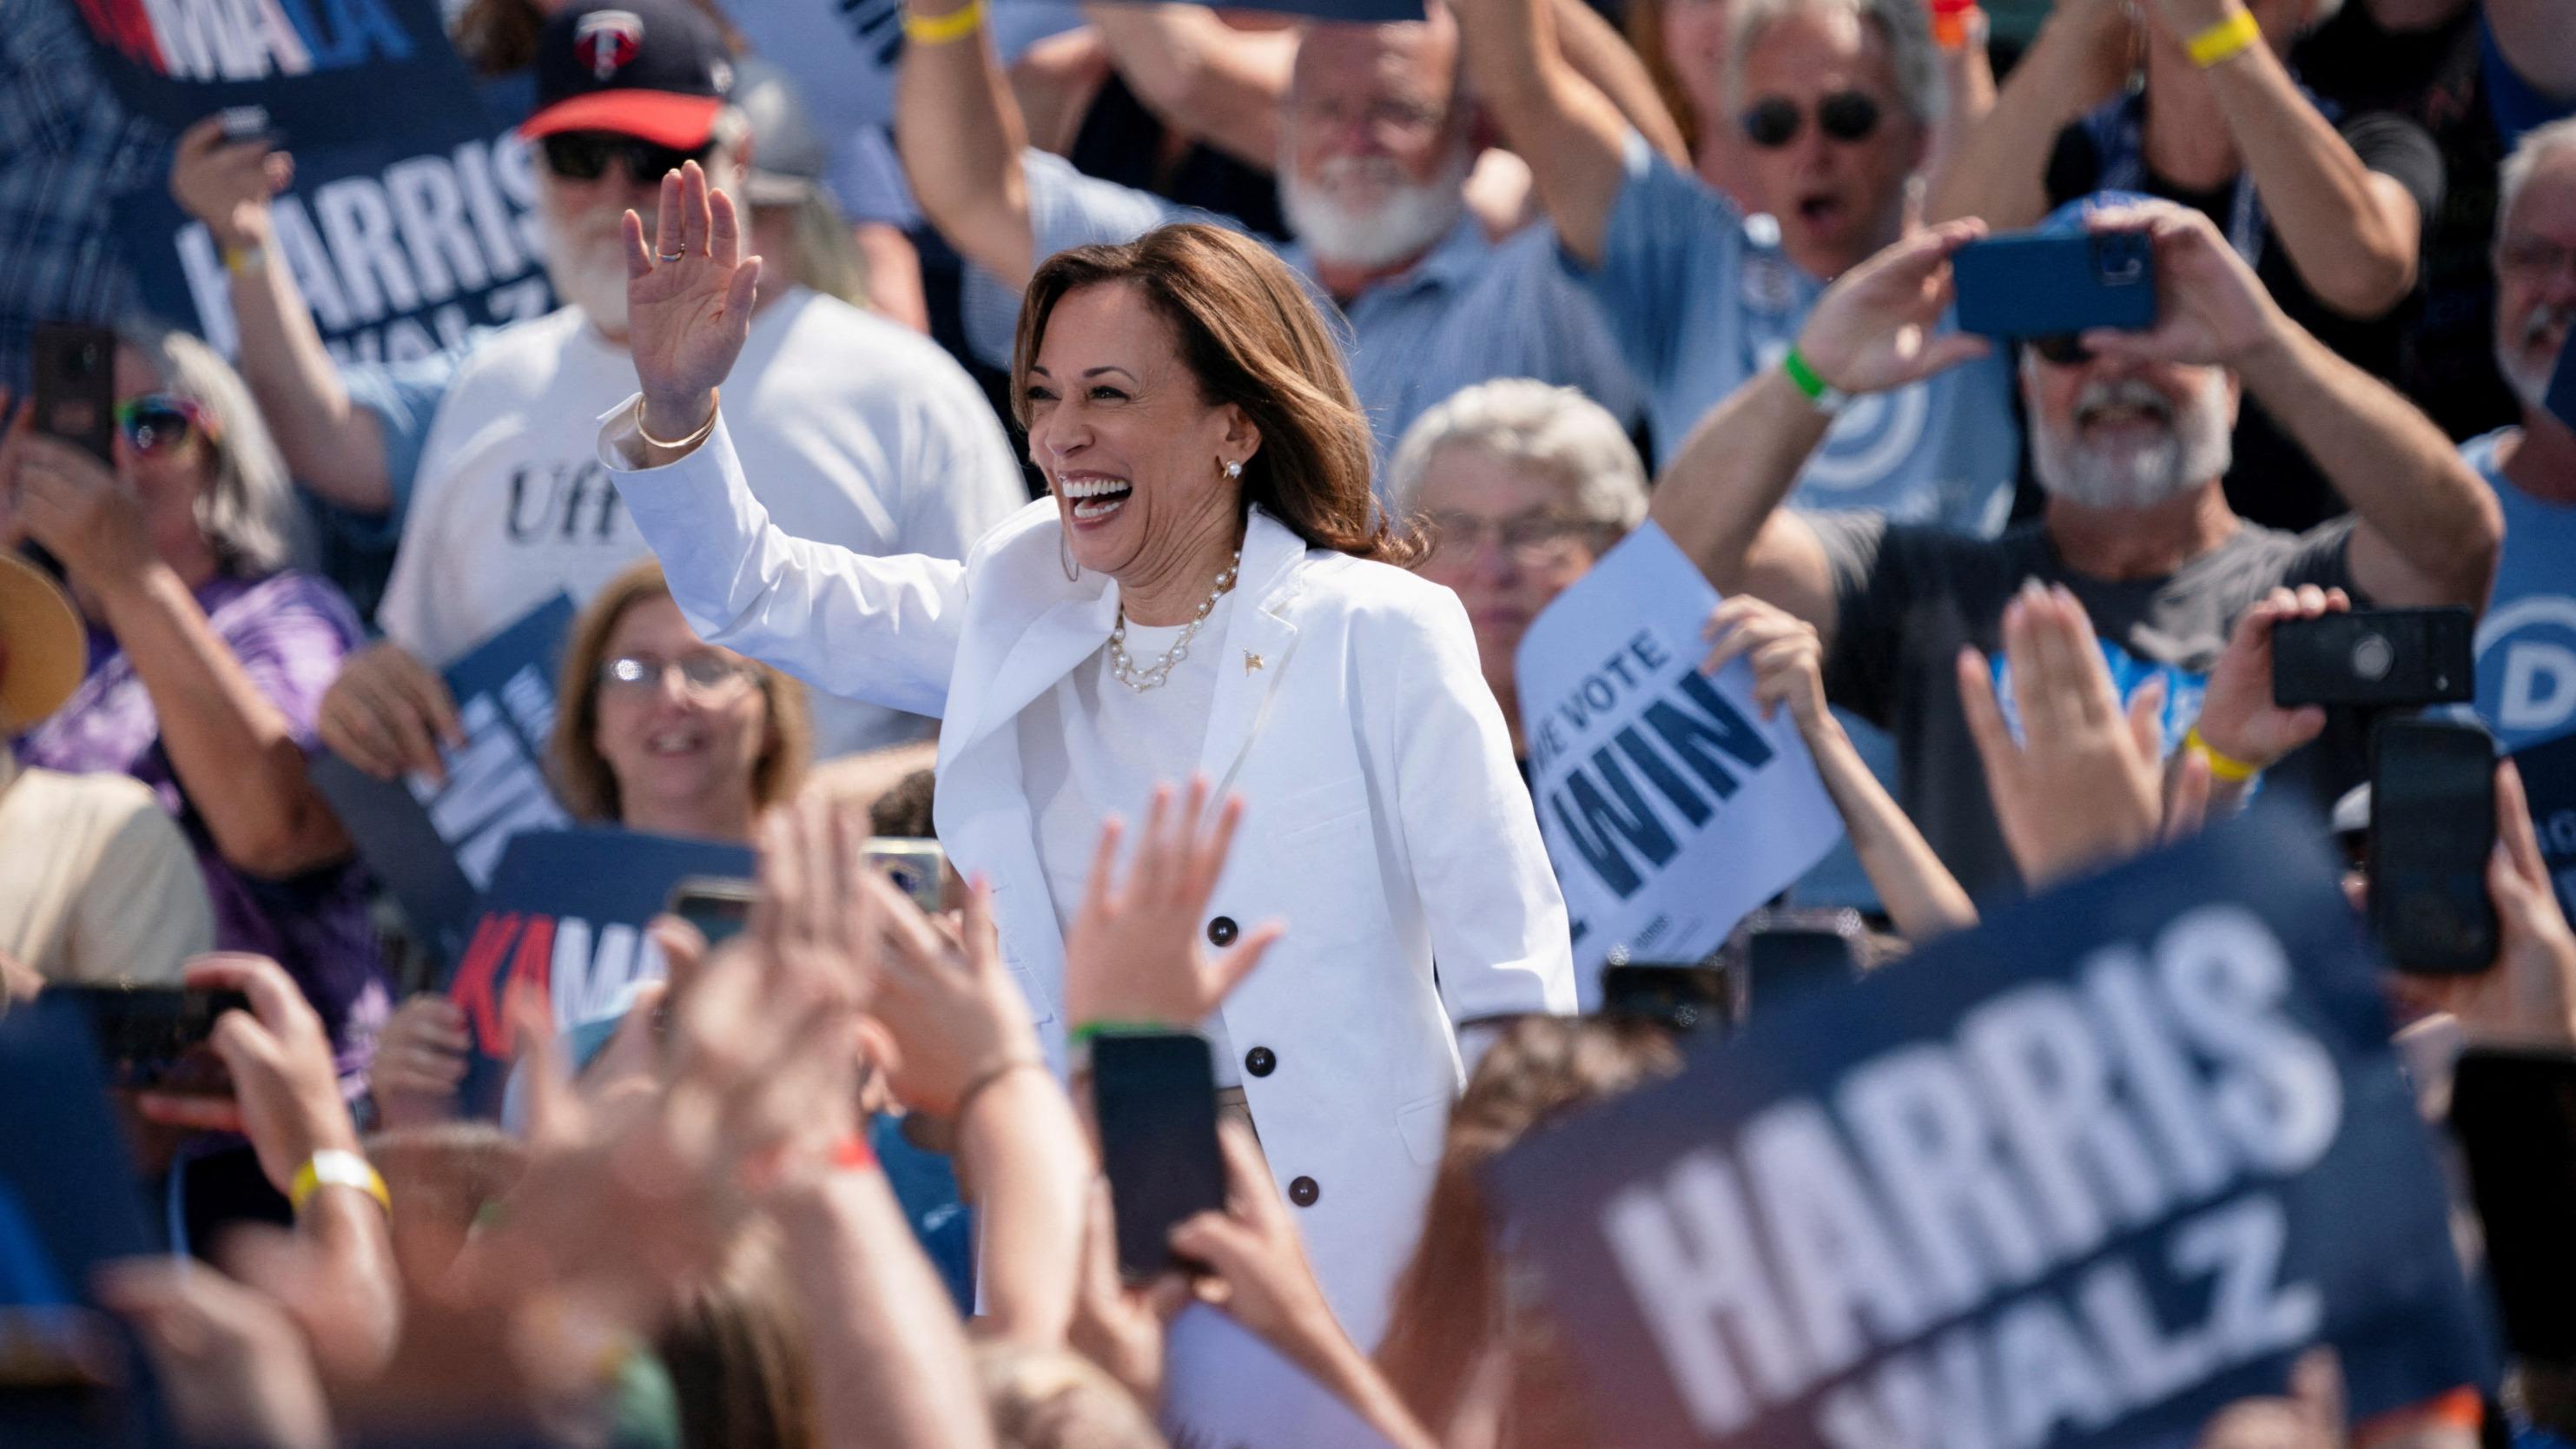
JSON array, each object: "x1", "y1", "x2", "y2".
[
  {"x1": 637, "y1": 387, "x2": 719, "y2": 451},
  {"x1": 902, "y1": 0, "x2": 986, "y2": 46},
  {"x1": 2183, "y1": 724, "x2": 2262, "y2": 784},
  {"x1": 2186, "y1": 8, "x2": 2261, "y2": 68}
]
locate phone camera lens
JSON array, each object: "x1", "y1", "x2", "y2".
[{"x1": 2351, "y1": 634, "x2": 2394, "y2": 682}]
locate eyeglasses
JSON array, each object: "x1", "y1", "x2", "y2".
[
  {"x1": 114, "y1": 394, "x2": 211, "y2": 456},
  {"x1": 2031, "y1": 334, "x2": 2094, "y2": 366},
  {"x1": 1424, "y1": 509, "x2": 1603, "y2": 565},
  {"x1": 540, "y1": 131, "x2": 715, "y2": 185},
  {"x1": 1740, "y1": 90, "x2": 1883, "y2": 149},
  {"x1": 598, "y1": 652, "x2": 756, "y2": 698}
]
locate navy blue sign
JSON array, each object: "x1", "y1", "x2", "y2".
[
  {"x1": 1163, "y1": 0, "x2": 1424, "y2": 21},
  {"x1": 445, "y1": 827, "x2": 754, "y2": 1116},
  {"x1": 314, "y1": 595, "x2": 576, "y2": 969},
  {"x1": 74, "y1": 0, "x2": 556, "y2": 366},
  {"x1": 1486, "y1": 810, "x2": 2491, "y2": 1448},
  {"x1": 2513, "y1": 729, "x2": 2576, "y2": 922}
]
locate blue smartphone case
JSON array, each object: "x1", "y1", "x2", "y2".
[{"x1": 1952, "y1": 231, "x2": 2158, "y2": 340}]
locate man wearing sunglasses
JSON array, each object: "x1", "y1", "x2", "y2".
[
  {"x1": 172, "y1": 0, "x2": 1020, "y2": 780},
  {"x1": 1646, "y1": 199, "x2": 2501, "y2": 902},
  {"x1": 1457, "y1": 0, "x2": 2018, "y2": 532}
]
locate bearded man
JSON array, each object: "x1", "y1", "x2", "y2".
[
  {"x1": 898, "y1": 0, "x2": 1653, "y2": 463},
  {"x1": 1644, "y1": 195, "x2": 2501, "y2": 897}
]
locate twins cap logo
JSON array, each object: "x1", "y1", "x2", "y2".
[{"x1": 575, "y1": 10, "x2": 644, "y2": 80}]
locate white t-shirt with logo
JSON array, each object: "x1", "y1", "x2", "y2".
[{"x1": 378, "y1": 288, "x2": 1026, "y2": 756}]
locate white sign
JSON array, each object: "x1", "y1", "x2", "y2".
[{"x1": 1514, "y1": 523, "x2": 1842, "y2": 1002}]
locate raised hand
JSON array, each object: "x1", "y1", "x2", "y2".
[
  {"x1": 170, "y1": 115, "x2": 293, "y2": 251},
  {"x1": 1792, "y1": 219, "x2": 1994, "y2": 396},
  {"x1": 1700, "y1": 595, "x2": 1829, "y2": 735},
  {"x1": 622, "y1": 160, "x2": 762, "y2": 444},
  {"x1": 317, "y1": 640, "x2": 464, "y2": 783},
  {"x1": 2077, "y1": 202, "x2": 2284, "y2": 369},
  {"x1": 2394, "y1": 761, "x2": 2576, "y2": 1051},
  {"x1": 1958, "y1": 582, "x2": 2170, "y2": 889},
  {"x1": 368, "y1": 994, "x2": 470, "y2": 1132},
  {"x1": 138, "y1": 953, "x2": 360, "y2": 1194},
  {"x1": 1062, "y1": 777, "x2": 1282, "y2": 1035}
]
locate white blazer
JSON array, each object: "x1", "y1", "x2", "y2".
[{"x1": 598, "y1": 407, "x2": 1577, "y2": 1345}]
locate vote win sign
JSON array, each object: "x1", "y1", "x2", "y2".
[
  {"x1": 1516, "y1": 523, "x2": 1843, "y2": 1000},
  {"x1": 1484, "y1": 811, "x2": 2490, "y2": 1448}
]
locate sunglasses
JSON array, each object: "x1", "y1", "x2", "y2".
[
  {"x1": 1740, "y1": 90, "x2": 1883, "y2": 149},
  {"x1": 114, "y1": 394, "x2": 211, "y2": 456},
  {"x1": 540, "y1": 131, "x2": 714, "y2": 184}
]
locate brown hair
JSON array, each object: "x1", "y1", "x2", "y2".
[
  {"x1": 1009, "y1": 223, "x2": 1425, "y2": 567},
  {"x1": 974, "y1": 1341, "x2": 1166, "y2": 1449},
  {"x1": 660, "y1": 1227, "x2": 819, "y2": 1449},
  {"x1": 1373, "y1": 1015, "x2": 1685, "y2": 1446},
  {"x1": 549, "y1": 559, "x2": 811, "y2": 824}
]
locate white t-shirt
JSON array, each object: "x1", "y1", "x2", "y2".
[
  {"x1": 1019, "y1": 592, "x2": 1241, "y2": 1085},
  {"x1": 378, "y1": 288, "x2": 1026, "y2": 757}
]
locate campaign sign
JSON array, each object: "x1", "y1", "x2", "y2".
[
  {"x1": 1516, "y1": 522, "x2": 1843, "y2": 1002},
  {"x1": 314, "y1": 595, "x2": 575, "y2": 968},
  {"x1": 1484, "y1": 811, "x2": 2490, "y2": 1449},
  {"x1": 445, "y1": 827, "x2": 755, "y2": 1116},
  {"x1": 2512, "y1": 729, "x2": 2576, "y2": 921},
  {"x1": 74, "y1": 0, "x2": 558, "y2": 367}
]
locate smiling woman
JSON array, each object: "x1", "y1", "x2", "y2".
[{"x1": 591, "y1": 165, "x2": 1576, "y2": 1346}]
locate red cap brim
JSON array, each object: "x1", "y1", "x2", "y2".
[{"x1": 518, "y1": 90, "x2": 723, "y2": 149}]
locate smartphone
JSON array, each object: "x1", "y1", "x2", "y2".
[
  {"x1": 666, "y1": 875, "x2": 756, "y2": 948},
  {"x1": 2448, "y1": 1048, "x2": 2576, "y2": 1360},
  {"x1": 2272, "y1": 607, "x2": 2474, "y2": 707},
  {"x1": 29, "y1": 322, "x2": 117, "y2": 466},
  {"x1": 1600, "y1": 964, "x2": 1733, "y2": 1033},
  {"x1": 1952, "y1": 231, "x2": 2157, "y2": 341},
  {"x1": 49, "y1": 985, "x2": 248, "y2": 1094},
  {"x1": 1747, "y1": 925, "x2": 1862, "y2": 1011},
  {"x1": 2369, "y1": 718, "x2": 2499, "y2": 975},
  {"x1": 1091, "y1": 1032, "x2": 1225, "y2": 1282},
  {"x1": 864, "y1": 837, "x2": 946, "y2": 916}
]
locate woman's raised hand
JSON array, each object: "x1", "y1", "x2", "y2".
[
  {"x1": 621, "y1": 160, "x2": 760, "y2": 442},
  {"x1": 1063, "y1": 777, "x2": 1283, "y2": 1034}
]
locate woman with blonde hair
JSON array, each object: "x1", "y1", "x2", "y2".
[{"x1": 598, "y1": 168, "x2": 1575, "y2": 1347}]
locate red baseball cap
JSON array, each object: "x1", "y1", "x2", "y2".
[{"x1": 518, "y1": 0, "x2": 735, "y2": 150}]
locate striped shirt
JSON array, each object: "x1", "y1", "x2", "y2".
[{"x1": 960, "y1": 149, "x2": 1648, "y2": 467}]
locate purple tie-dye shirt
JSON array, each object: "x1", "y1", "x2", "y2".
[{"x1": 15, "y1": 571, "x2": 390, "y2": 1075}]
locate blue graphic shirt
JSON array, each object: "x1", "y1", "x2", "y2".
[
  {"x1": 1568, "y1": 131, "x2": 2023, "y2": 533},
  {"x1": 2463, "y1": 428, "x2": 2576, "y2": 751}
]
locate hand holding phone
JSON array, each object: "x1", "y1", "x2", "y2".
[
  {"x1": 2370, "y1": 719, "x2": 2500, "y2": 975},
  {"x1": 2271, "y1": 607, "x2": 2472, "y2": 708},
  {"x1": 1092, "y1": 1032, "x2": 1225, "y2": 1281},
  {"x1": 29, "y1": 323, "x2": 117, "y2": 466},
  {"x1": 51, "y1": 985, "x2": 248, "y2": 1095},
  {"x1": 1952, "y1": 230, "x2": 2157, "y2": 344}
]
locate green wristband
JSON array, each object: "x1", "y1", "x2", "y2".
[
  {"x1": 1782, "y1": 340, "x2": 1844, "y2": 407},
  {"x1": 1067, "y1": 1018, "x2": 1172, "y2": 1048}
]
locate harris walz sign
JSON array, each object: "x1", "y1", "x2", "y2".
[{"x1": 75, "y1": 0, "x2": 553, "y2": 366}]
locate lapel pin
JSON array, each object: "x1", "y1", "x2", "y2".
[{"x1": 1243, "y1": 651, "x2": 1264, "y2": 674}]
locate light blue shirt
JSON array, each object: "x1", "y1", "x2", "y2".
[
  {"x1": 1572, "y1": 131, "x2": 2022, "y2": 533},
  {"x1": 2464, "y1": 427, "x2": 2576, "y2": 751},
  {"x1": 961, "y1": 150, "x2": 1646, "y2": 462}
]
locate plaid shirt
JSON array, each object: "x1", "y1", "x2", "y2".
[{"x1": 0, "y1": 0, "x2": 163, "y2": 392}]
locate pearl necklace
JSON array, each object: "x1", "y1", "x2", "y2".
[{"x1": 1106, "y1": 552, "x2": 1241, "y2": 692}]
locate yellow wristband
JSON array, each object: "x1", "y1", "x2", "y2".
[
  {"x1": 2183, "y1": 725, "x2": 2262, "y2": 783},
  {"x1": 288, "y1": 1148, "x2": 390, "y2": 1216},
  {"x1": 902, "y1": 0, "x2": 985, "y2": 45},
  {"x1": 2186, "y1": 8, "x2": 2261, "y2": 68}
]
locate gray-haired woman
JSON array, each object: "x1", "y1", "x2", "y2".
[
  {"x1": 3, "y1": 322, "x2": 389, "y2": 1078},
  {"x1": 1392, "y1": 378, "x2": 1648, "y2": 764}
]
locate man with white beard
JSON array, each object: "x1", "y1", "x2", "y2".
[
  {"x1": 1645, "y1": 194, "x2": 2500, "y2": 897},
  {"x1": 896, "y1": 0, "x2": 1653, "y2": 461},
  {"x1": 194, "y1": 0, "x2": 1024, "y2": 771},
  {"x1": 2460, "y1": 118, "x2": 2576, "y2": 752}
]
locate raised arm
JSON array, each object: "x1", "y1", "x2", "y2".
[
  {"x1": 604, "y1": 165, "x2": 968, "y2": 712},
  {"x1": 1649, "y1": 221, "x2": 1993, "y2": 644},
  {"x1": 2077, "y1": 203, "x2": 2500, "y2": 608},
  {"x1": 168, "y1": 117, "x2": 396, "y2": 514},
  {"x1": 897, "y1": 0, "x2": 1039, "y2": 287},
  {"x1": 1543, "y1": 0, "x2": 1690, "y2": 168},
  {"x1": 1082, "y1": 3, "x2": 1296, "y2": 171},
  {"x1": 1924, "y1": 0, "x2": 2130, "y2": 228},
  {"x1": 1449, "y1": 0, "x2": 1635, "y2": 262},
  {"x1": 2149, "y1": 0, "x2": 2424, "y2": 316}
]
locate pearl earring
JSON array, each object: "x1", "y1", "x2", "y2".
[{"x1": 1223, "y1": 460, "x2": 1243, "y2": 480}]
